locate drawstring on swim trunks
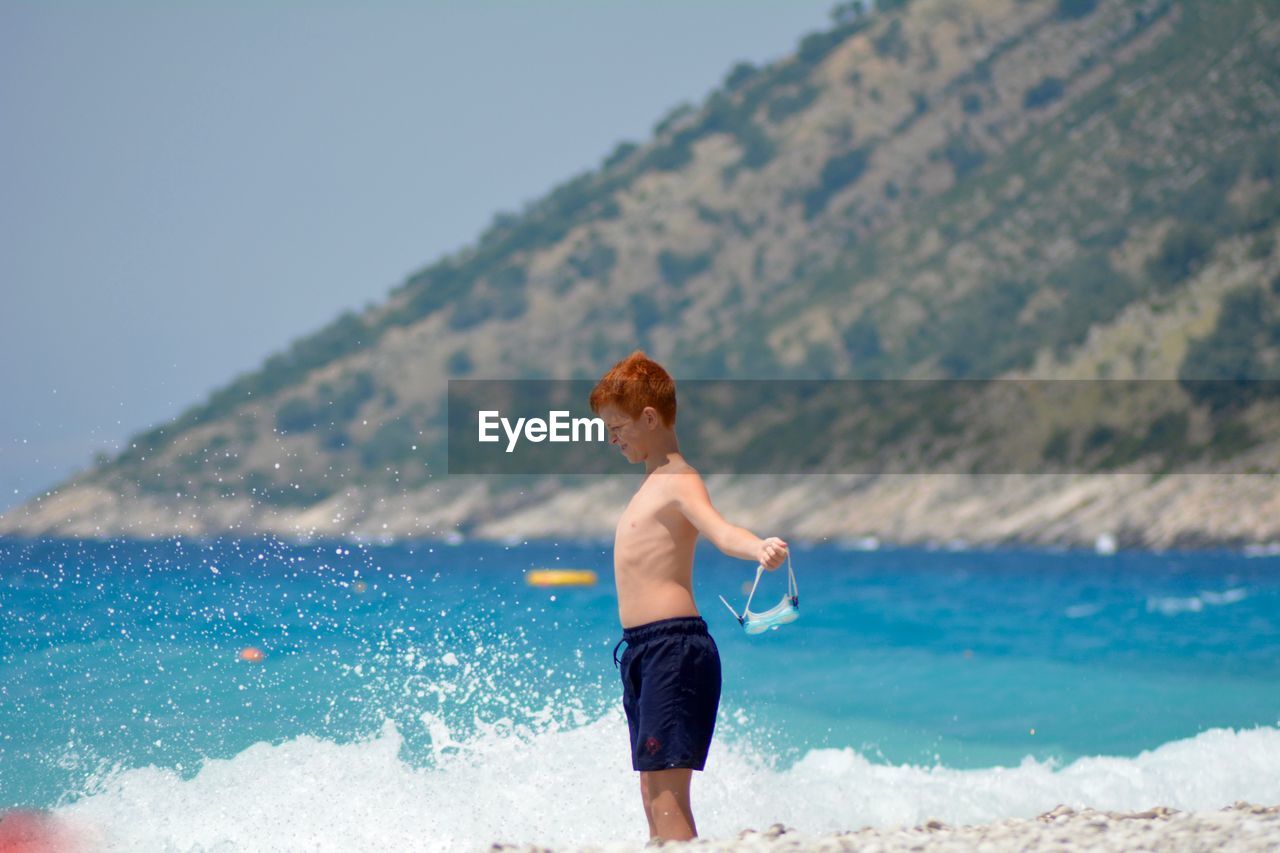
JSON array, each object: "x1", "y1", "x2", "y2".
[{"x1": 614, "y1": 617, "x2": 708, "y2": 668}]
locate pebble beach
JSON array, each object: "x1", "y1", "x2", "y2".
[{"x1": 494, "y1": 803, "x2": 1280, "y2": 853}]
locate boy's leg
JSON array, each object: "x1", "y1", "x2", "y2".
[
  {"x1": 641, "y1": 768, "x2": 697, "y2": 841},
  {"x1": 639, "y1": 772, "x2": 658, "y2": 839}
]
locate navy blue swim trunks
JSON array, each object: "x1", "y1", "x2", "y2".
[{"x1": 614, "y1": 615, "x2": 721, "y2": 772}]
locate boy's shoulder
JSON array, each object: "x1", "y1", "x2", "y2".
[
  {"x1": 655, "y1": 457, "x2": 700, "y2": 478},
  {"x1": 653, "y1": 459, "x2": 707, "y2": 499}
]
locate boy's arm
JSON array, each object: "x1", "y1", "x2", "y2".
[{"x1": 671, "y1": 471, "x2": 788, "y2": 568}]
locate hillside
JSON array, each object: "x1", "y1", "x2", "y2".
[{"x1": 4, "y1": 0, "x2": 1279, "y2": 547}]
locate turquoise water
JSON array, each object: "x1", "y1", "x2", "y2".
[{"x1": 2, "y1": 536, "x2": 1278, "y2": 847}]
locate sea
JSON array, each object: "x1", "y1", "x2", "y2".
[{"x1": 1, "y1": 535, "x2": 1278, "y2": 850}]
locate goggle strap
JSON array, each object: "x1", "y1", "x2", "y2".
[
  {"x1": 743, "y1": 551, "x2": 796, "y2": 619},
  {"x1": 742, "y1": 563, "x2": 766, "y2": 615},
  {"x1": 718, "y1": 594, "x2": 745, "y2": 625}
]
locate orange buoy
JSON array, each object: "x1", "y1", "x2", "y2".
[
  {"x1": 353, "y1": 580, "x2": 368, "y2": 593},
  {"x1": 526, "y1": 569, "x2": 597, "y2": 588},
  {"x1": 239, "y1": 646, "x2": 265, "y2": 663}
]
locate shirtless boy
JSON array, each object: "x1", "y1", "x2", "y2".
[{"x1": 589, "y1": 351, "x2": 788, "y2": 843}]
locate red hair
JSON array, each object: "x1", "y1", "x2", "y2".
[{"x1": 589, "y1": 351, "x2": 677, "y2": 427}]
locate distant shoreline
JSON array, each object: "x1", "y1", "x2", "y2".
[{"x1": 3, "y1": 471, "x2": 1278, "y2": 552}]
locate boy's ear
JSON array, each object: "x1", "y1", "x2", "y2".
[{"x1": 641, "y1": 406, "x2": 660, "y2": 428}]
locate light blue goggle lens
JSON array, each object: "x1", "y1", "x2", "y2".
[
  {"x1": 720, "y1": 555, "x2": 800, "y2": 635},
  {"x1": 743, "y1": 597, "x2": 799, "y2": 635}
]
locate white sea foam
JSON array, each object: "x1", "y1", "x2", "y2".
[
  {"x1": 1146, "y1": 587, "x2": 1249, "y2": 615},
  {"x1": 1064, "y1": 602, "x2": 1103, "y2": 619},
  {"x1": 53, "y1": 711, "x2": 1280, "y2": 852}
]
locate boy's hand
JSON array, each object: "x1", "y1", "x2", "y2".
[{"x1": 757, "y1": 537, "x2": 788, "y2": 570}]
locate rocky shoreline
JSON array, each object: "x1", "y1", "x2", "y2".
[{"x1": 3, "y1": 471, "x2": 1279, "y2": 551}]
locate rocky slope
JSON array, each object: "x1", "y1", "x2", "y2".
[{"x1": 4, "y1": 0, "x2": 1279, "y2": 547}]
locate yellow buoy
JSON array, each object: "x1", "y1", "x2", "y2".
[{"x1": 526, "y1": 569, "x2": 598, "y2": 588}]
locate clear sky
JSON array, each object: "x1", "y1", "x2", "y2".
[{"x1": 0, "y1": 1, "x2": 837, "y2": 514}]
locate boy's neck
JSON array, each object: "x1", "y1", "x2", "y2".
[{"x1": 643, "y1": 435, "x2": 683, "y2": 475}]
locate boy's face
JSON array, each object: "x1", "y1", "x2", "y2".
[{"x1": 599, "y1": 404, "x2": 649, "y2": 464}]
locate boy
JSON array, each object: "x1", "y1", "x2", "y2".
[{"x1": 589, "y1": 351, "x2": 788, "y2": 843}]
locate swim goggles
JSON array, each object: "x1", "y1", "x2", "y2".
[{"x1": 719, "y1": 552, "x2": 799, "y2": 635}]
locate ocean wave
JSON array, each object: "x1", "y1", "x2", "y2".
[
  {"x1": 51, "y1": 712, "x2": 1280, "y2": 852},
  {"x1": 1146, "y1": 587, "x2": 1249, "y2": 616}
]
